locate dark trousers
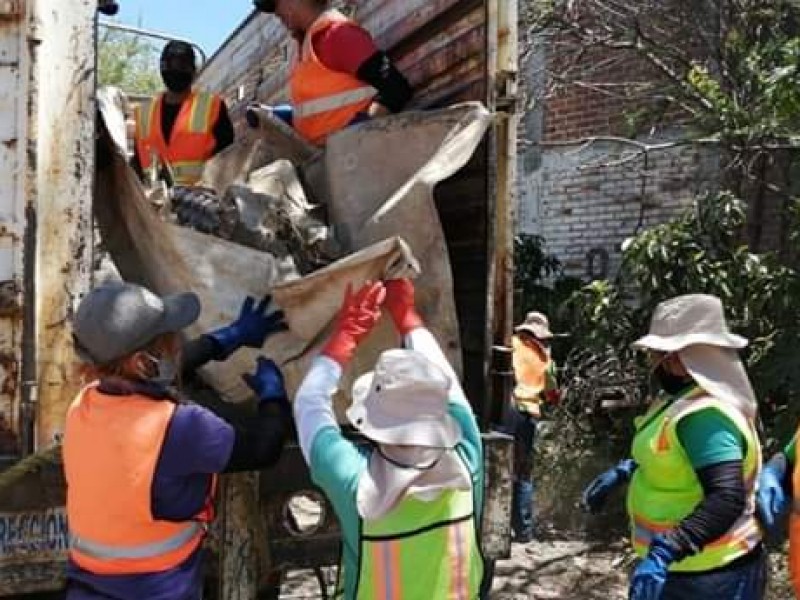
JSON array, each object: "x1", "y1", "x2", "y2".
[
  {"x1": 661, "y1": 550, "x2": 767, "y2": 600},
  {"x1": 505, "y1": 405, "x2": 538, "y2": 542}
]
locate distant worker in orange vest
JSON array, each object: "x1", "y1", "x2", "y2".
[
  {"x1": 252, "y1": 0, "x2": 413, "y2": 145},
  {"x1": 133, "y1": 40, "x2": 234, "y2": 187},
  {"x1": 64, "y1": 282, "x2": 289, "y2": 599}
]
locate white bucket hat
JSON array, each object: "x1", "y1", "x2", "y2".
[
  {"x1": 634, "y1": 294, "x2": 757, "y2": 419},
  {"x1": 348, "y1": 349, "x2": 471, "y2": 520},
  {"x1": 515, "y1": 311, "x2": 554, "y2": 340},
  {"x1": 633, "y1": 294, "x2": 747, "y2": 352},
  {"x1": 347, "y1": 349, "x2": 462, "y2": 448}
]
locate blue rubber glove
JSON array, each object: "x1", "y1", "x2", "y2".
[
  {"x1": 209, "y1": 295, "x2": 288, "y2": 360},
  {"x1": 756, "y1": 453, "x2": 790, "y2": 532},
  {"x1": 242, "y1": 357, "x2": 289, "y2": 410},
  {"x1": 629, "y1": 536, "x2": 679, "y2": 600},
  {"x1": 582, "y1": 458, "x2": 637, "y2": 513},
  {"x1": 271, "y1": 104, "x2": 294, "y2": 126}
]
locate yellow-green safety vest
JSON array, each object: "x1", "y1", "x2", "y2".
[
  {"x1": 627, "y1": 387, "x2": 762, "y2": 572},
  {"x1": 336, "y1": 485, "x2": 484, "y2": 599}
]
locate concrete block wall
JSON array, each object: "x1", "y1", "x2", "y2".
[
  {"x1": 519, "y1": 140, "x2": 719, "y2": 278},
  {"x1": 517, "y1": 33, "x2": 720, "y2": 279}
]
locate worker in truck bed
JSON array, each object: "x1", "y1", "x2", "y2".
[
  {"x1": 63, "y1": 282, "x2": 289, "y2": 600},
  {"x1": 294, "y1": 278, "x2": 485, "y2": 599},
  {"x1": 582, "y1": 295, "x2": 766, "y2": 600},
  {"x1": 252, "y1": 0, "x2": 413, "y2": 146},
  {"x1": 132, "y1": 40, "x2": 234, "y2": 187}
]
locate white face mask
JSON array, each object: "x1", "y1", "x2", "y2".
[{"x1": 141, "y1": 352, "x2": 178, "y2": 387}]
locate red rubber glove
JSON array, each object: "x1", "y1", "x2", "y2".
[
  {"x1": 321, "y1": 281, "x2": 386, "y2": 366},
  {"x1": 383, "y1": 278, "x2": 424, "y2": 335}
]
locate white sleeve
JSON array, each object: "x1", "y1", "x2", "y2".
[
  {"x1": 405, "y1": 327, "x2": 470, "y2": 409},
  {"x1": 293, "y1": 355, "x2": 342, "y2": 464}
]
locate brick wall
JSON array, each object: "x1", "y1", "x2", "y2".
[
  {"x1": 518, "y1": 34, "x2": 720, "y2": 279},
  {"x1": 542, "y1": 42, "x2": 660, "y2": 143},
  {"x1": 519, "y1": 139, "x2": 719, "y2": 278}
]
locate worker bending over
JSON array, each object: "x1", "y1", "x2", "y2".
[
  {"x1": 294, "y1": 279, "x2": 485, "y2": 598},
  {"x1": 133, "y1": 41, "x2": 234, "y2": 187},
  {"x1": 253, "y1": 0, "x2": 413, "y2": 145},
  {"x1": 583, "y1": 295, "x2": 765, "y2": 600},
  {"x1": 64, "y1": 282, "x2": 288, "y2": 600}
]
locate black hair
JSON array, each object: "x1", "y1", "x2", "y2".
[{"x1": 161, "y1": 40, "x2": 197, "y2": 69}]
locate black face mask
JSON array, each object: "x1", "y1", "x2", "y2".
[
  {"x1": 654, "y1": 364, "x2": 692, "y2": 396},
  {"x1": 161, "y1": 70, "x2": 193, "y2": 94}
]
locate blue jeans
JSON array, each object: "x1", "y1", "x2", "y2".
[
  {"x1": 661, "y1": 550, "x2": 766, "y2": 600},
  {"x1": 505, "y1": 406, "x2": 537, "y2": 541}
]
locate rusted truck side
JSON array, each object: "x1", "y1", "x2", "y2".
[{"x1": 0, "y1": 0, "x2": 97, "y2": 594}]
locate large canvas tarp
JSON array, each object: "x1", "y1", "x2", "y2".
[{"x1": 94, "y1": 96, "x2": 490, "y2": 419}]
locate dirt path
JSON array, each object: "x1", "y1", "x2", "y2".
[
  {"x1": 491, "y1": 539, "x2": 629, "y2": 599},
  {"x1": 279, "y1": 538, "x2": 631, "y2": 599}
]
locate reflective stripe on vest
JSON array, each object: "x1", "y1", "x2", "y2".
[
  {"x1": 64, "y1": 385, "x2": 212, "y2": 575},
  {"x1": 347, "y1": 464, "x2": 483, "y2": 599},
  {"x1": 633, "y1": 511, "x2": 762, "y2": 553},
  {"x1": 134, "y1": 91, "x2": 220, "y2": 186},
  {"x1": 294, "y1": 86, "x2": 377, "y2": 119},
  {"x1": 290, "y1": 10, "x2": 377, "y2": 145},
  {"x1": 628, "y1": 389, "x2": 762, "y2": 572},
  {"x1": 70, "y1": 521, "x2": 204, "y2": 561},
  {"x1": 188, "y1": 92, "x2": 216, "y2": 133},
  {"x1": 170, "y1": 160, "x2": 206, "y2": 185}
]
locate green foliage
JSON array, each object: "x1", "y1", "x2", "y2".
[
  {"x1": 686, "y1": 6, "x2": 800, "y2": 142},
  {"x1": 557, "y1": 191, "x2": 800, "y2": 449},
  {"x1": 98, "y1": 30, "x2": 161, "y2": 96},
  {"x1": 513, "y1": 234, "x2": 582, "y2": 330}
]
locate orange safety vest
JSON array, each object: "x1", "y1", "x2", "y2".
[
  {"x1": 63, "y1": 385, "x2": 215, "y2": 575},
  {"x1": 791, "y1": 440, "x2": 800, "y2": 597},
  {"x1": 511, "y1": 334, "x2": 553, "y2": 417},
  {"x1": 290, "y1": 10, "x2": 377, "y2": 145},
  {"x1": 134, "y1": 91, "x2": 222, "y2": 186}
]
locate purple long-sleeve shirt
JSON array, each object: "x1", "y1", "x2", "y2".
[{"x1": 65, "y1": 384, "x2": 235, "y2": 600}]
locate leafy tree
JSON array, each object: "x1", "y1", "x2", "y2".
[
  {"x1": 555, "y1": 192, "x2": 800, "y2": 449},
  {"x1": 527, "y1": 0, "x2": 800, "y2": 251},
  {"x1": 98, "y1": 29, "x2": 161, "y2": 96}
]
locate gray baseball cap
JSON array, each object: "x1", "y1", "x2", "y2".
[{"x1": 73, "y1": 282, "x2": 201, "y2": 365}]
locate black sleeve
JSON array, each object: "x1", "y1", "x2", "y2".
[
  {"x1": 223, "y1": 406, "x2": 290, "y2": 473},
  {"x1": 197, "y1": 391, "x2": 290, "y2": 473},
  {"x1": 212, "y1": 101, "x2": 235, "y2": 155},
  {"x1": 180, "y1": 335, "x2": 223, "y2": 376},
  {"x1": 665, "y1": 460, "x2": 747, "y2": 558},
  {"x1": 356, "y1": 50, "x2": 413, "y2": 113}
]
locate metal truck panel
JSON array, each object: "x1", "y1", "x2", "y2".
[
  {"x1": 0, "y1": 0, "x2": 25, "y2": 464},
  {"x1": 0, "y1": 0, "x2": 96, "y2": 593},
  {"x1": 31, "y1": 0, "x2": 96, "y2": 452}
]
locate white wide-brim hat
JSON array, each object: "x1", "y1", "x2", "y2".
[
  {"x1": 634, "y1": 293, "x2": 757, "y2": 418},
  {"x1": 633, "y1": 294, "x2": 748, "y2": 353},
  {"x1": 347, "y1": 349, "x2": 462, "y2": 449}
]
